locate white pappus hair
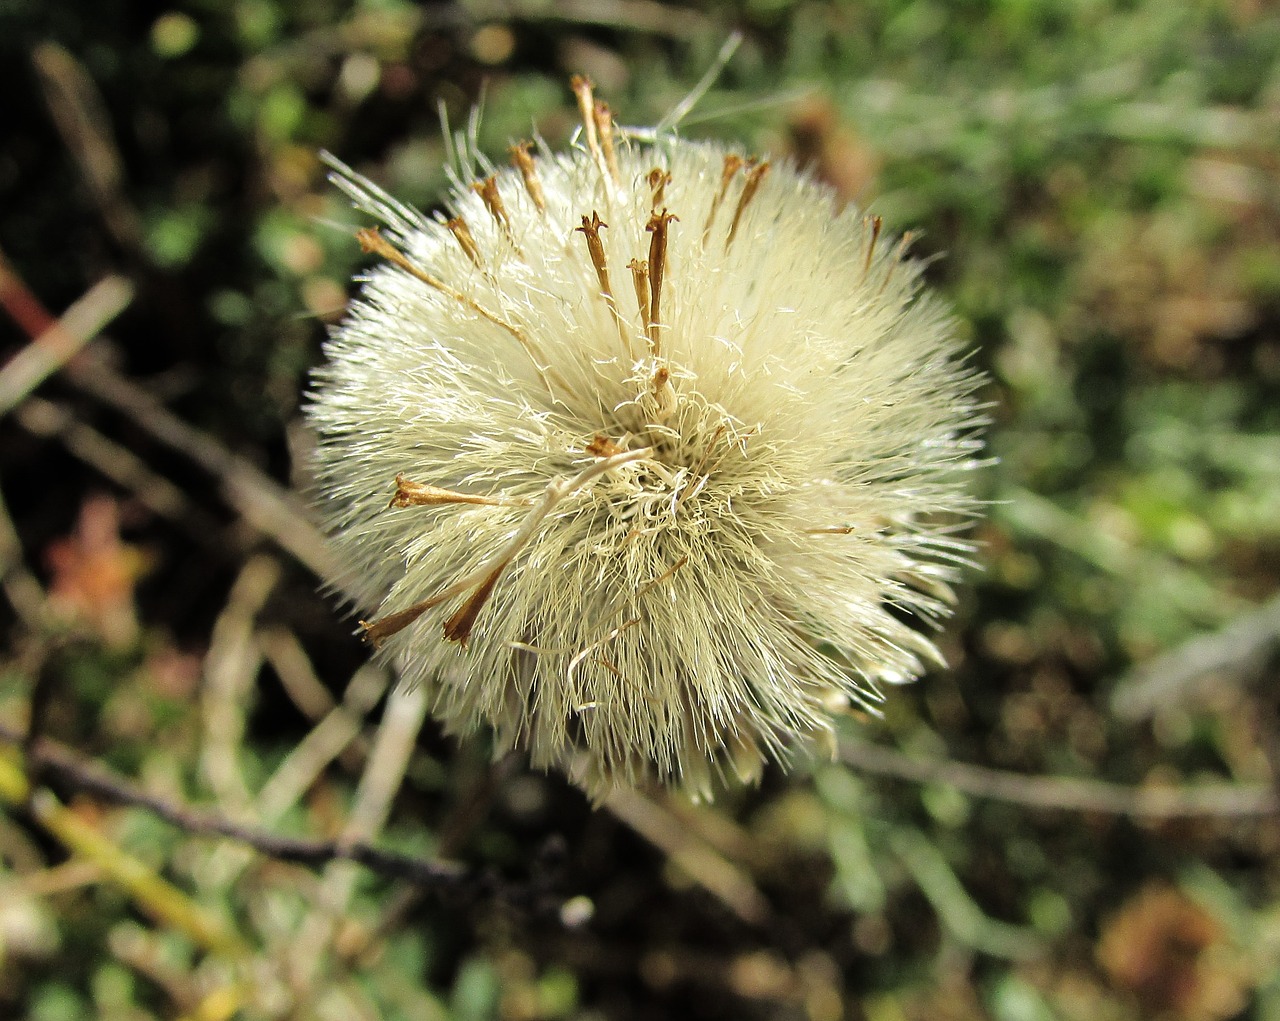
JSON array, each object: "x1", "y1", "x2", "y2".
[{"x1": 307, "y1": 80, "x2": 986, "y2": 801}]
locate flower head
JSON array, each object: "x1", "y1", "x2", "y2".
[{"x1": 308, "y1": 81, "x2": 985, "y2": 800}]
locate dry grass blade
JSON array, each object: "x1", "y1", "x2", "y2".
[
  {"x1": 0, "y1": 275, "x2": 133, "y2": 416},
  {"x1": 208, "y1": 648, "x2": 387, "y2": 891},
  {"x1": 602, "y1": 785, "x2": 770, "y2": 925},
  {"x1": 200, "y1": 556, "x2": 282, "y2": 821},
  {"x1": 0, "y1": 752, "x2": 249, "y2": 960},
  {"x1": 259, "y1": 627, "x2": 376, "y2": 768},
  {"x1": 255, "y1": 662, "x2": 387, "y2": 822},
  {"x1": 1111, "y1": 589, "x2": 1280, "y2": 721},
  {"x1": 31, "y1": 41, "x2": 144, "y2": 250},
  {"x1": 15, "y1": 396, "x2": 208, "y2": 528},
  {"x1": 0, "y1": 484, "x2": 48, "y2": 630},
  {"x1": 65, "y1": 348, "x2": 339, "y2": 579},
  {"x1": 286, "y1": 684, "x2": 429, "y2": 995},
  {"x1": 0, "y1": 254, "x2": 334, "y2": 578}
]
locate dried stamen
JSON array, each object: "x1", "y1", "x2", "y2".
[
  {"x1": 356, "y1": 228, "x2": 553, "y2": 388},
  {"x1": 471, "y1": 175, "x2": 514, "y2": 244},
  {"x1": 442, "y1": 446, "x2": 651, "y2": 646},
  {"x1": 863, "y1": 215, "x2": 883, "y2": 277},
  {"x1": 702, "y1": 154, "x2": 744, "y2": 244},
  {"x1": 876, "y1": 230, "x2": 915, "y2": 297},
  {"x1": 650, "y1": 364, "x2": 673, "y2": 415},
  {"x1": 446, "y1": 217, "x2": 481, "y2": 267},
  {"x1": 508, "y1": 141, "x2": 546, "y2": 213},
  {"x1": 628, "y1": 258, "x2": 651, "y2": 336},
  {"x1": 593, "y1": 101, "x2": 621, "y2": 185},
  {"x1": 571, "y1": 75, "x2": 609, "y2": 184},
  {"x1": 363, "y1": 447, "x2": 652, "y2": 649},
  {"x1": 389, "y1": 474, "x2": 527, "y2": 509},
  {"x1": 576, "y1": 212, "x2": 628, "y2": 350},
  {"x1": 360, "y1": 600, "x2": 442, "y2": 647},
  {"x1": 575, "y1": 213, "x2": 613, "y2": 295},
  {"x1": 645, "y1": 210, "x2": 677, "y2": 354},
  {"x1": 586, "y1": 434, "x2": 623, "y2": 458},
  {"x1": 647, "y1": 168, "x2": 671, "y2": 211},
  {"x1": 442, "y1": 562, "x2": 506, "y2": 647},
  {"x1": 592, "y1": 658, "x2": 624, "y2": 680},
  {"x1": 726, "y1": 161, "x2": 771, "y2": 249}
]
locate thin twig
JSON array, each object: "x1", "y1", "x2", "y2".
[
  {"x1": 1, "y1": 858, "x2": 101, "y2": 899},
  {"x1": 0, "y1": 721, "x2": 472, "y2": 891},
  {"x1": 205, "y1": 659, "x2": 387, "y2": 895},
  {"x1": 255, "y1": 662, "x2": 387, "y2": 823},
  {"x1": 336, "y1": 753, "x2": 521, "y2": 974},
  {"x1": 1111, "y1": 589, "x2": 1280, "y2": 721},
  {"x1": 662, "y1": 791, "x2": 759, "y2": 864},
  {"x1": 839, "y1": 739, "x2": 1280, "y2": 818},
  {"x1": 0, "y1": 745, "x2": 249, "y2": 958},
  {"x1": 890, "y1": 828, "x2": 1044, "y2": 960}
]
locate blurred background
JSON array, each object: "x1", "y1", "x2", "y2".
[{"x1": 2, "y1": 1, "x2": 1279, "y2": 1019}]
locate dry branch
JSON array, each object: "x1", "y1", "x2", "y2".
[
  {"x1": 0, "y1": 721, "x2": 493, "y2": 895},
  {"x1": 839, "y1": 739, "x2": 1279, "y2": 818}
]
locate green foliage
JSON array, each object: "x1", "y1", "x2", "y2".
[{"x1": 1, "y1": 0, "x2": 1278, "y2": 1018}]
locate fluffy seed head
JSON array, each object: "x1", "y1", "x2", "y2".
[{"x1": 308, "y1": 90, "x2": 985, "y2": 800}]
